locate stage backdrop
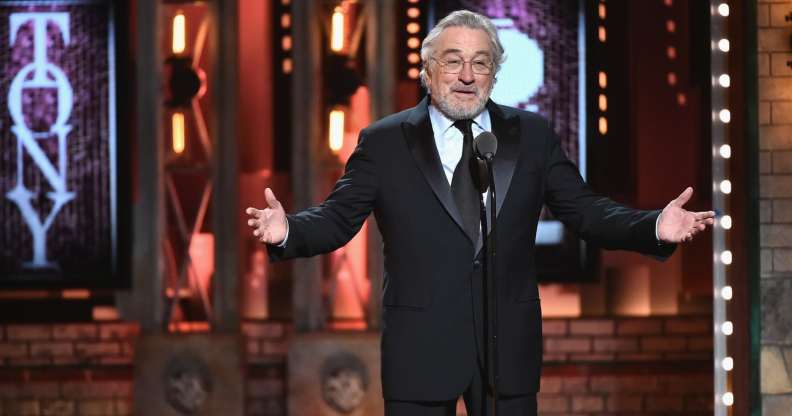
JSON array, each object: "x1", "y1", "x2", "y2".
[
  {"x1": 0, "y1": 0, "x2": 127, "y2": 287},
  {"x1": 430, "y1": 0, "x2": 594, "y2": 281}
]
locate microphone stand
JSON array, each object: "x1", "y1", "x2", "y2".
[{"x1": 476, "y1": 156, "x2": 498, "y2": 416}]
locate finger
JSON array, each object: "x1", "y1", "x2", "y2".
[
  {"x1": 253, "y1": 229, "x2": 260, "y2": 237},
  {"x1": 670, "y1": 187, "x2": 694, "y2": 208},
  {"x1": 694, "y1": 211, "x2": 715, "y2": 220},
  {"x1": 245, "y1": 207, "x2": 256, "y2": 215},
  {"x1": 265, "y1": 188, "x2": 282, "y2": 210},
  {"x1": 247, "y1": 219, "x2": 259, "y2": 228}
]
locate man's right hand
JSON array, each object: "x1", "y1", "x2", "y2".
[{"x1": 245, "y1": 188, "x2": 288, "y2": 245}]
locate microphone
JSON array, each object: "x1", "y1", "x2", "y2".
[{"x1": 473, "y1": 131, "x2": 498, "y2": 161}]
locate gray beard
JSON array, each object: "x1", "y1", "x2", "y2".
[{"x1": 432, "y1": 85, "x2": 493, "y2": 120}]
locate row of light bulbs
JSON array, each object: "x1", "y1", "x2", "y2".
[{"x1": 712, "y1": 1, "x2": 733, "y2": 409}]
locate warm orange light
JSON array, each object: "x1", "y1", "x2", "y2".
[
  {"x1": 281, "y1": 13, "x2": 291, "y2": 29},
  {"x1": 407, "y1": 7, "x2": 421, "y2": 18},
  {"x1": 172, "y1": 13, "x2": 186, "y2": 54},
  {"x1": 407, "y1": 52, "x2": 420, "y2": 64},
  {"x1": 282, "y1": 35, "x2": 292, "y2": 51},
  {"x1": 667, "y1": 46, "x2": 677, "y2": 59},
  {"x1": 598, "y1": 26, "x2": 606, "y2": 42},
  {"x1": 282, "y1": 58, "x2": 293, "y2": 74},
  {"x1": 329, "y1": 110, "x2": 345, "y2": 152},
  {"x1": 598, "y1": 94, "x2": 607, "y2": 112},
  {"x1": 666, "y1": 20, "x2": 676, "y2": 33},
  {"x1": 407, "y1": 68, "x2": 420, "y2": 79},
  {"x1": 62, "y1": 289, "x2": 90, "y2": 299},
  {"x1": 172, "y1": 112, "x2": 186, "y2": 154},
  {"x1": 598, "y1": 71, "x2": 607, "y2": 88},
  {"x1": 598, "y1": 3, "x2": 606, "y2": 19},
  {"x1": 677, "y1": 93, "x2": 687, "y2": 106},
  {"x1": 667, "y1": 72, "x2": 677, "y2": 86},
  {"x1": 331, "y1": 7, "x2": 345, "y2": 52},
  {"x1": 406, "y1": 22, "x2": 421, "y2": 34},
  {"x1": 598, "y1": 116, "x2": 608, "y2": 135},
  {"x1": 407, "y1": 37, "x2": 420, "y2": 49}
]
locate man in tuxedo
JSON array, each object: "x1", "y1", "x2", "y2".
[{"x1": 246, "y1": 10, "x2": 715, "y2": 416}]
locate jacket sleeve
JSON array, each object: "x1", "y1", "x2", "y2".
[
  {"x1": 267, "y1": 129, "x2": 378, "y2": 261},
  {"x1": 542, "y1": 128, "x2": 675, "y2": 259}
]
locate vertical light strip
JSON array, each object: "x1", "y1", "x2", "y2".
[
  {"x1": 710, "y1": 2, "x2": 730, "y2": 415},
  {"x1": 172, "y1": 13, "x2": 186, "y2": 54},
  {"x1": 331, "y1": 7, "x2": 345, "y2": 52},
  {"x1": 329, "y1": 110, "x2": 345, "y2": 153}
]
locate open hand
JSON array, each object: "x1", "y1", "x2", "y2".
[
  {"x1": 657, "y1": 187, "x2": 716, "y2": 243},
  {"x1": 245, "y1": 188, "x2": 287, "y2": 245}
]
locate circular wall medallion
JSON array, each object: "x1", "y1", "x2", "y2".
[{"x1": 320, "y1": 351, "x2": 370, "y2": 413}]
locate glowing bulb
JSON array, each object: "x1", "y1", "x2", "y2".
[
  {"x1": 172, "y1": 112, "x2": 186, "y2": 154},
  {"x1": 719, "y1": 144, "x2": 731, "y2": 158},
  {"x1": 329, "y1": 110, "x2": 345, "y2": 152},
  {"x1": 599, "y1": 117, "x2": 608, "y2": 135},
  {"x1": 720, "y1": 180, "x2": 732, "y2": 194},
  {"x1": 721, "y1": 285, "x2": 733, "y2": 300},
  {"x1": 718, "y1": 38, "x2": 730, "y2": 52},
  {"x1": 722, "y1": 356, "x2": 734, "y2": 371},
  {"x1": 331, "y1": 7, "x2": 345, "y2": 52},
  {"x1": 407, "y1": 37, "x2": 420, "y2": 49},
  {"x1": 720, "y1": 215, "x2": 732, "y2": 230},
  {"x1": 407, "y1": 68, "x2": 420, "y2": 79},
  {"x1": 407, "y1": 7, "x2": 420, "y2": 18},
  {"x1": 718, "y1": 4, "x2": 730, "y2": 17},
  {"x1": 721, "y1": 321, "x2": 733, "y2": 335},
  {"x1": 406, "y1": 22, "x2": 421, "y2": 34},
  {"x1": 719, "y1": 109, "x2": 731, "y2": 123},
  {"x1": 718, "y1": 74, "x2": 731, "y2": 87},
  {"x1": 407, "y1": 53, "x2": 420, "y2": 64},
  {"x1": 720, "y1": 250, "x2": 733, "y2": 265},
  {"x1": 722, "y1": 392, "x2": 734, "y2": 406},
  {"x1": 598, "y1": 26, "x2": 607, "y2": 42},
  {"x1": 598, "y1": 71, "x2": 607, "y2": 88},
  {"x1": 172, "y1": 13, "x2": 186, "y2": 54},
  {"x1": 598, "y1": 94, "x2": 607, "y2": 111}
]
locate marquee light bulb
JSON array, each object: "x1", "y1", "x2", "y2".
[
  {"x1": 719, "y1": 74, "x2": 731, "y2": 87},
  {"x1": 718, "y1": 4, "x2": 730, "y2": 17},
  {"x1": 719, "y1": 144, "x2": 731, "y2": 158},
  {"x1": 720, "y1": 215, "x2": 732, "y2": 230},
  {"x1": 721, "y1": 285, "x2": 733, "y2": 300},
  {"x1": 720, "y1": 180, "x2": 732, "y2": 194},
  {"x1": 720, "y1": 250, "x2": 733, "y2": 265},
  {"x1": 719, "y1": 109, "x2": 731, "y2": 123},
  {"x1": 718, "y1": 38, "x2": 730, "y2": 52}
]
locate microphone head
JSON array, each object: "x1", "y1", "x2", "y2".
[{"x1": 473, "y1": 131, "x2": 498, "y2": 160}]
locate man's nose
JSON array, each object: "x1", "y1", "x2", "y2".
[{"x1": 458, "y1": 63, "x2": 475, "y2": 83}]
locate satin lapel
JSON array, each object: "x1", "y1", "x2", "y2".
[
  {"x1": 402, "y1": 98, "x2": 469, "y2": 242},
  {"x1": 488, "y1": 100, "x2": 520, "y2": 219}
]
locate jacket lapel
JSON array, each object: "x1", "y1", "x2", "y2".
[
  {"x1": 487, "y1": 100, "x2": 519, "y2": 219},
  {"x1": 402, "y1": 97, "x2": 470, "y2": 242}
]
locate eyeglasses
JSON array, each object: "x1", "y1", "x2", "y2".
[{"x1": 431, "y1": 56, "x2": 493, "y2": 75}]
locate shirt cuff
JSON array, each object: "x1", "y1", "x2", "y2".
[
  {"x1": 276, "y1": 219, "x2": 289, "y2": 248},
  {"x1": 655, "y1": 213, "x2": 661, "y2": 242}
]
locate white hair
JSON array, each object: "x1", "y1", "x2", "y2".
[{"x1": 419, "y1": 10, "x2": 506, "y2": 88}]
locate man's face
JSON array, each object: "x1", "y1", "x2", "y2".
[{"x1": 425, "y1": 26, "x2": 495, "y2": 120}]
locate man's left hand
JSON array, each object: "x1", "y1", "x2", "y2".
[{"x1": 657, "y1": 187, "x2": 716, "y2": 243}]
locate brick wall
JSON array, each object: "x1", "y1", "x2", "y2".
[
  {"x1": 0, "y1": 317, "x2": 710, "y2": 415},
  {"x1": 758, "y1": 0, "x2": 792, "y2": 414},
  {"x1": 538, "y1": 317, "x2": 712, "y2": 416}
]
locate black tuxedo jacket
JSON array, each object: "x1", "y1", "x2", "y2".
[{"x1": 269, "y1": 97, "x2": 674, "y2": 401}]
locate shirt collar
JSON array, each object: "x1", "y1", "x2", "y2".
[{"x1": 428, "y1": 100, "x2": 491, "y2": 135}]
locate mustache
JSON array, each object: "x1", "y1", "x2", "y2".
[{"x1": 451, "y1": 85, "x2": 478, "y2": 93}]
